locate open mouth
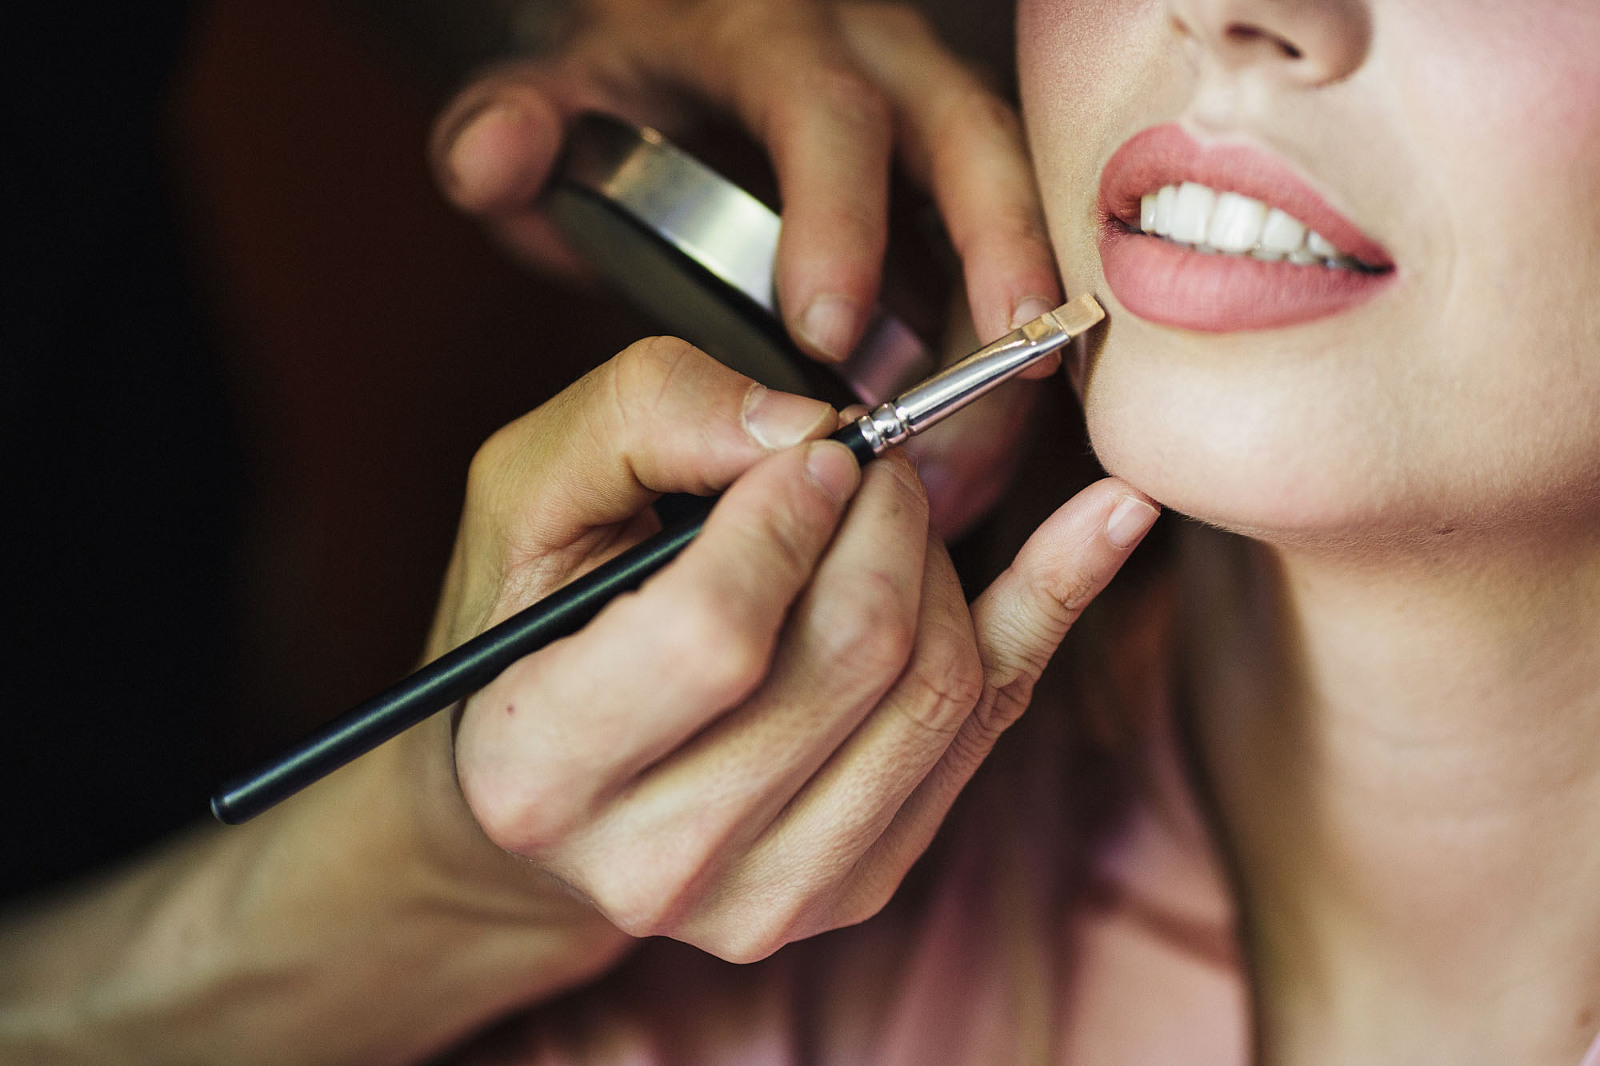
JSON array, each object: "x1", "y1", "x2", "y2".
[
  {"x1": 1096, "y1": 125, "x2": 1396, "y2": 333},
  {"x1": 1132, "y1": 181, "x2": 1386, "y2": 274}
]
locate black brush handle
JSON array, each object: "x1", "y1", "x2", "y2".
[
  {"x1": 211, "y1": 500, "x2": 713, "y2": 824},
  {"x1": 210, "y1": 425, "x2": 877, "y2": 824}
]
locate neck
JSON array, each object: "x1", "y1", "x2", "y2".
[{"x1": 1180, "y1": 522, "x2": 1600, "y2": 1065}]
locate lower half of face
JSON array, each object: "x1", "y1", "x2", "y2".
[{"x1": 1017, "y1": 0, "x2": 1600, "y2": 551}]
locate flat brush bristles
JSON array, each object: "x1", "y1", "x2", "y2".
[{"x1": 1046, "y1": 293, "x2": 1106, "y2": 337}]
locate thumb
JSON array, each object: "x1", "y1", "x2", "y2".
[
  {"x1": 971, "y1": 478, "x2": 1159, "y2": 722},
  {"x1": 431, "y1": 74, "x2": 566, "y2": 215}
]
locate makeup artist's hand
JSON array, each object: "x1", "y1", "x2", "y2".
[
  {"x1": 413, "y1": 337, "x2": 1157, "y2": 967},
  {"x1": 432, "y1": 1, "x2": 1057, "y2": 358},
  {"x1": 429, "y1": 1, "x2": 1058, "y2": 536}
]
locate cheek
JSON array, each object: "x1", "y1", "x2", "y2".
[
  {"x1": 1018, "y1": 0, "x2": 1176, "y2": 294},
  {"x1": 1391, "y1": 3, "x2": 1600, "y2": 466},
  {"x1": 1397, "y1": 4, "x2": 1600, "y2": 152},
  {"x1": 1017, "y1": 0, "x2": 1154, "y2": 89},
  {"x1": 1395, "y1": 3, "x2": 1600, "y2": 274},
  {"x1": 1024, "y1": 0, "x2": 1600, "y2": 538}
]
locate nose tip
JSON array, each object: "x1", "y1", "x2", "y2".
[{"x1": 1169, "y1": 0, "x2": 1371, "y2": 87}]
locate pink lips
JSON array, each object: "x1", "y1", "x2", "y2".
[{"x1": 1098, "y1": 124, "x2": 1395, "y2": 332}]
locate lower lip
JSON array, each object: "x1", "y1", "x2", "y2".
[{"x1": 1098, "y1": 223, "x2": 1394, "y2": 333}]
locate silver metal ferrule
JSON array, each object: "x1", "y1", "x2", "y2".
[{"x1": 849, "y1": 294, "x2": 1106, "y2": 457}]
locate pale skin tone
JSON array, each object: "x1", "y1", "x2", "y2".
[
  {"x1": 1021, "y1": 0, "x2": 1600, "y2": 1062},
  {"x1": 0, "y1": 3, "x2": 1160, "y2": 1062}
]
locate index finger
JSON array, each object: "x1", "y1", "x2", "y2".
[
  {"x1": 839, "y1": 5, "x2": 1064, "y2": 356},
  {"x1": 654, "y1": 3, "x2": 894, "y2": 364},
  {"x1": 466, "y1": 337, "x2": 836, "y2": 557}
]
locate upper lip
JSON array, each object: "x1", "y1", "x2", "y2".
[{"x1": 1098, "y1": 124, "x2": 1394, "y2": 270}]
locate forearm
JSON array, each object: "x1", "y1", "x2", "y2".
[{"x1": 0, "y1": 721, "x2": 630, "y2": 1065}]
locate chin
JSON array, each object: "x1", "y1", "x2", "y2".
[
  {"x1": 1081, "y1": 383, "x2": 1446, "y2": 553},
  {"x1": 1085, "y1": 404, "x2": 1597, "y2": 559}
]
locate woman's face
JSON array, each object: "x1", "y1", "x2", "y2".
[{"x1": 1018, "y1": 0, "x2": 1600, "y2": 546}]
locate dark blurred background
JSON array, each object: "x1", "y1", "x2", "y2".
[
  {"x1": 3, "y1": 0, "x2": 652, "y2": 901},
  {"x1": 1, "y1": 1, "x2": 1031, "y2": 903}
]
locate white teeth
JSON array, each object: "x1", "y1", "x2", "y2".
[
  {"x1": 1154, "y1": 185, "x2": 1177, "y2": 235},
  {"x1": 1169, "y1": 182, "x2": 1215, "y2": 243},
  {"x1": 1207, "y1": 191, "x2": 1267, "y2": 254},
  {"x1": 1133, "y1": 182, "x2": 1371, "y2": 269},
  {"x1": 1258, "y1": 207, "x2": 1306, "y2": 254}
]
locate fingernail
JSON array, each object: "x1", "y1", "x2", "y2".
[
  {"x1": 743, "y1": 385, "x2": 833, "y2": 450},
  {"x1": 445, "y1": 101, "x2": 522, "y2": 195},
  {"x1": 1105, "y1": 495, "x2": 1160, "y2": 549},
  {"x1": 796, "y1": 295, "x2": 861, "y2": 362},
  {"x1": 1010, "y1": 296, "x2": 1058, "y2": 330},
  {"x1": 805, "y1": 441, "x2": 861, "y2": 505}
]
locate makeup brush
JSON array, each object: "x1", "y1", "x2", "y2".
[{"x1": 210, "y1": 295, "x2": 1104, "y2": 824}]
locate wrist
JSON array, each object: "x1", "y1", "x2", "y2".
[{"x1": 0, "y1": 716, "x2": 632, "y2": 1066}]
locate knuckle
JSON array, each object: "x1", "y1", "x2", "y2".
[
  {"x1": 954, "y1": 682, "x2": 1033, "y2": 762},
  {"x1": 747, "y1": 488, "x2": 827, "y2": 585},
  {"x1": 700, "y1": 929, "x2": 775, "y2": 966},
  {"x1": 464, "y1": 416, "x2": 533, "y2": 509},
  {"x1": 585, "y1": 870, "x2": 677, "y2": 940},
  {"x1": 980, "y1": 679, "x2": 1030, "y2": 737},
  {"x1": 960, "y1": 204, "x2": 1051, "y2": 261},
  {"x1": 588, "y1": 841, "x2": 721, "y2": 941},
  {"x1": 815, "y1": 570, "x2": 916, "y2": 681},
  {"x1": 661, "y1": 592, "x2": 771, "y2": 706},
  {"x1": 1048, "y1": 568, "x2": 1101, "y2": 615},
  {"x1": 701, "y1": 902, "x2": 808, "y2": 965},
  {"x1": 880, "y1": 453, "x2": 931, "y2": 511},
  {"x1": 466, "y1": 425, "x2": 511, "y2": 486},
  {"x1": 759, "y1": 59, "x2": 890, "y2": 155},
  {"x1": 895, "y1": 631, "x2": 986, "y2": 738},
  {"x1": 461, "y1": 771, "x2": 584, "y2": 857},
  {"x1": 945, "y1": 190, "x2": 1049, "y2": 271},
  {"x1": 705, "y1": 0, "x2": 784, "y2": 60},
  {"x1": 797, "y1": 62, "x2": 891, "y2": 135},
  {"x1": 824, "y1": 196, "x2": 887, "y2": 251},
  {"x1": 610, "y1": 335, "x2": 703, "y2": 417}
]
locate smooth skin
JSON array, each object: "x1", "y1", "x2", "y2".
[{"x1": 1021, "y1": 0, "x2": 1600, "y2": 1062}]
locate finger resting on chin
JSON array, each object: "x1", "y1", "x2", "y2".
[{"x1": 975, "y1": 477, "x2": 1160, "y2": 695}]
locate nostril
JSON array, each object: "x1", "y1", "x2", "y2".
[
  {"x1": 1168, "y1": 0, "x2": 1369, "y2": 86},
  {"x1": 1225, "y1": 23, "x2": 1303, "y2": 60}
]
